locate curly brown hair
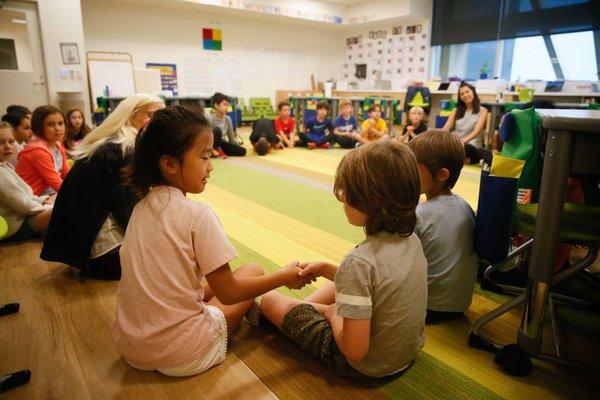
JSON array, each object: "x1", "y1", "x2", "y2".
[{"x1": 334, "y1": 140, "x2": 420, "y2": 236}]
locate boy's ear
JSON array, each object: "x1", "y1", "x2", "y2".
[
  {"x1": 159, "y1": 154, "x2": 178, "y2": 176},
  {"x1": 436, "y1": 168, "x2": 451, "y2": 183}
]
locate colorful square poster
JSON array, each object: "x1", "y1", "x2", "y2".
[{"x1": 203, "y1": 28, "x2": 222, "y2": 51}]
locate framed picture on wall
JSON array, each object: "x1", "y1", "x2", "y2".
[{"x1": 60, "y1": 42, "x2": 80, "y2": 64}]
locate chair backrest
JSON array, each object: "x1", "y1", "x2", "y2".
[
  {"x1": 518, "y1": 88, "x2": 535, "y2": 102},
  {"x1": 475, "y1": 108, "x2": 542, "y2": 263},
  {"x1": 500, "y1": 107, "x2": 542, "y2": 203},
  {"x1": 404, "y1": 86, "x2": 431, "y2": 113},
  {"x1": 0, "y1": 216, "x2": 8, "y2": 240}
]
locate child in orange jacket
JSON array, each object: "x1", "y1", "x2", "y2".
[{"x1": 16, "y1": 105, "x2": 70, "y2": 196}]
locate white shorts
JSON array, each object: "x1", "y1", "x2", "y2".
[{"x1": 127, "y1": 305, "x2": 228, "y2": 377}]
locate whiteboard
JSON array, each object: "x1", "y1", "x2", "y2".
[{"x1": 88, "y1": 60, "x2": 136, "y2": 102}]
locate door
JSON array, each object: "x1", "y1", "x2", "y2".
[{"x1": 0, "y1": 1, "x2": 48, "y2": 113}]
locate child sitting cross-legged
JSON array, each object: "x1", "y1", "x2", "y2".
[
  {"x1": 112, "y1": 105, "x2": 313, "y2": 377},
  {"x1": 252, "y1": 140, "x2": 428, "y2": 379},
  {"x1": 408, "y1": 130, "x2": 478, "y2": 324}
]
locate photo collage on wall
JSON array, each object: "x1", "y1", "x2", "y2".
[{"x1": 340, "y1": 24, "x2": 428, "y2": 86}]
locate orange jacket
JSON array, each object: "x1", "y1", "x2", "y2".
[{"x1": 15, "y1": 137, "x2": 70, "y2": 196}]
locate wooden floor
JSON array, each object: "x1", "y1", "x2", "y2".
[
  {"x1": 2, "y1": 131, "x2": 599, "y2": 399},
  {"x1": 2, "y1": 237, "x2": 599, "y2": 399}
]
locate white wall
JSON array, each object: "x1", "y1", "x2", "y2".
[
  {"x1": 36, "y1": 0, "x2": 90, "y2": 116},
  {"x1": 81, "y1": 0, "x2": 344, "y2": 102},
  {"x1": 346, "y1": 0, "x2": 412, "y2": 24}
]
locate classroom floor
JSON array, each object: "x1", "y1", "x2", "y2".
[{"x1": 1, "y1": 127, "x2": 599, "y2": 399}]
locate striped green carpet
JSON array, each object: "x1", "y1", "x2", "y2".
[{"x1": 187, "y1": 134, "x2": 598, "y2": 400}]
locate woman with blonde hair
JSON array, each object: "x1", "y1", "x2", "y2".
[{"x1": 41, "y1": 94, "x2": 165, "y2": 279}]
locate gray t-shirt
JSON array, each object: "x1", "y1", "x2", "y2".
[
  {"x1": 334, "y1": 231, "x2": 427, "y2": 377},
  {"x1": 454, "y1": 110, "x2": 482, "y2": 147},
  {"x1": 209, "y1": 113, "x2": 236, "y2": 143},
  {"x1": 416, "y1": 194, "x2": 478, "y2": 312}
]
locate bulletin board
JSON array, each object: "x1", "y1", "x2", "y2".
[
  {"x1": 86, "y1": 51, "x2": 136, "y2": 109},
  {"x1": 340, "y1": 23, "x2": 429, "y2": 89}
]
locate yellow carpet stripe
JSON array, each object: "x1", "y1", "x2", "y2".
[
  {"x1": 257, "y1": 148, "x2": 341, "y2": 176},
  {"x1": 189, "y1": 186, "x2": 359, "y2": 287}
]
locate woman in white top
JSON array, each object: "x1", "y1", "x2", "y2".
[{"x1": 442, "y1": 82, "x2": 489, "y2": 162}]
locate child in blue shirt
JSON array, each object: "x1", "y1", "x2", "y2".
[
  {"x1": 332, "y1": 98, "x2": 359, "y2": 148},
  {"x1": 297, "y1": 101, "x2": 333, "y2": 149}
]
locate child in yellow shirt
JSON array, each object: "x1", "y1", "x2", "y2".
[{"x1": 358, "y1": 104, "x2": 389, "y2": 144}]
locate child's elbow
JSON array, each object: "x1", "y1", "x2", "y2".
[{"x1": 344, "y1": 347, "x2": 369, "y2": 363}]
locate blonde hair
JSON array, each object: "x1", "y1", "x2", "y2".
[
  {"x1": 0, "y1": 121, "x2": 13, "y2": 131},
  {"x1": 339, "y1": 98, "x2": 352, "y2": 114},
  {"x1": 73, "y1": 94, "x2": 163, "y2": 160},
  {"x1": 409, "y1": 106, "x2": 425, "y2": 117}
]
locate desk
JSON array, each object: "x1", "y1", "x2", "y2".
[{"x1": 517, "y1": 109, "x2": 600, "y2": 354}]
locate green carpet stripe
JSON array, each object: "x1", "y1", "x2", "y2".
[
  {"x1": 210, "y1": 159, "x2": 365, "y2": 244},
  {"x1": 227, "y1": 234, "x2": 505, "y2": 400},
  {"x1": 381, "y1": 352, "x2": 504, "y2": 400}
]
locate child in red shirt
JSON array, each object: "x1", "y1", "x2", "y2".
[{"x1": 274, "y1": 101, "x2": 296, "y2": 148}]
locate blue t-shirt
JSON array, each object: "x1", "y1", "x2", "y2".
[
  {"x1": 305, "y1": 117, "x2": 332, "y2": 142},
  {"x1": 332, "y1": 115, "x2": 358, "y2": 134}
]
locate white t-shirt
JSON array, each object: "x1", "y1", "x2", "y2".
[
  {"x1": 416, "y1": 194, "x2": 478, "y2": 312},
  {"x1": 112, "y1": 186, "x2": 237, "y2": 369}
]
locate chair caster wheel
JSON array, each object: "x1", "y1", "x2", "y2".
[{"x1": 495, "y1": 344, "x2": 532, "y2": 376}]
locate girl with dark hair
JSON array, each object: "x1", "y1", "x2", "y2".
[
  {"x1": 112, "y1": 105, "x2": 311, "y2": 377},
  {"x1": 442, "y1": 82, "x2": 489, "y2": 163},
  {"x1": 15, "y1": 105, "x2": 70, "y2": 195},
  {"x1": 63, "y1": 108, "x2": 91, "y2": 151}
]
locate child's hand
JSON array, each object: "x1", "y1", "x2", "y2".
[
  {"x1": 297, "y1": 262, "x2": 326, "y2": 278},
  {"x1": 282, "y1": 261, "x2": 315, "y2": 290},
  {"x1": 406, "y1": 126, "x2": 414, "y2": 134}
]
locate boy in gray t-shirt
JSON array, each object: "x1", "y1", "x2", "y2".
[
  {"x1": 408, "y1": 130, "x2": 479, "y2": 323},
  {"x1": 254, "y1": 140, "x2": 427, "y2": 379}
]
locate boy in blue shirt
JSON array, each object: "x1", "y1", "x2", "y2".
[
  {"x1": 331, "y1": 98, "x2": 359, "y2": 148},
  {"x1": 297, "y1": 101, "x2": 333, "y2": 149}
]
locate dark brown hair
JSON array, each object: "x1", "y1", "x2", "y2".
[
  {"x1": 334, "y1": 140, "x2": 420, "y2": 236},
  {"x1": 31, "y1": 105, "x2": 64, "y2": 138},
  {"x1": 367, "y1": 104, "x2": 382, "y2": 114},
  {"x1": 316, "y1": 101, "x2": 330, "y2": 112},
  {"x1": 1, "y1": 108, "x2": 29, "y2": 129},
  {"x1": 277, "y1": 100, "x2": 291, "y2": 111},
  {"x1": 456, "y1": 81, "x2": 481, "y2": 120},
  {"x1": 124, "y1": 105, "x2": 211, "y2": 198},
  {"x1": 212, "y1": 92, "x2": 229, "y2": 107},
  {"x1": 64, "y1": 108, "x2": 92, "y2": 150},
  {"x1": 408, "y1": 129, "x2": 465, "y2": 189}
]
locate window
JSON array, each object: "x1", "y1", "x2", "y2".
[{"x1": 551, "y1": 30, "x2": 598, "y2": 80}]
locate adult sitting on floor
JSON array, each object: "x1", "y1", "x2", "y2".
[{"x1": 40, "y1": 94, "x2": 165, "y2": 279}]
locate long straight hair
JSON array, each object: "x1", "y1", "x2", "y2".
[
  {"x1": 456, "y1": 81, "x2": 481, "y2": 120},
  {"x1": 73, "y1": 94, "x2": 163, "y2": 160}
]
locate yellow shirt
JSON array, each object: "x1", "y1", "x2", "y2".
[{"x1": 361, "y1": 118, "x2": 387, "y2": 138}]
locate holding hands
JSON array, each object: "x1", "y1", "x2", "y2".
[{"x1": 282, "y1": 261, "x2": 316, "y2": 289}]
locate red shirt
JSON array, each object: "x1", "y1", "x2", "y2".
[{"x1": 274, "y1": 116, "x2": 295, "y2": 138}]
